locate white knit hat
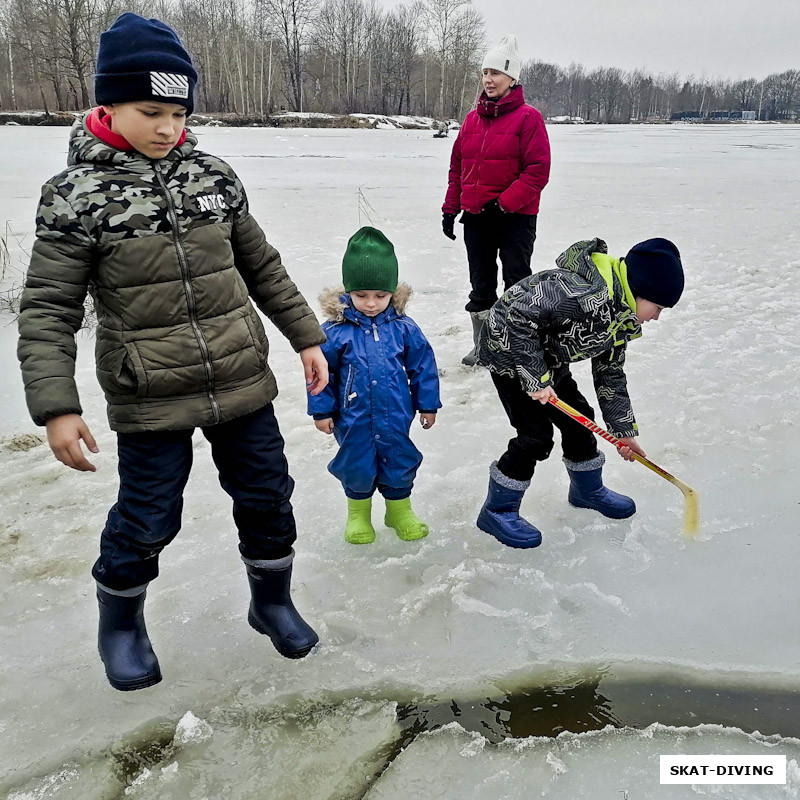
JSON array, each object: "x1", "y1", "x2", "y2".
[{"x1": 482, "y1": 34, "x2": 521, "y2": 81}]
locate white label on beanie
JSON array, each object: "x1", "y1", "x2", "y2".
[{"x1": 150, "y1": 72, "x2": 189, "y2": 99}]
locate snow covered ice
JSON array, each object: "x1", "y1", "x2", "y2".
[{"x1": 1, "y1": 122, "x2": 800, "y2": 797}]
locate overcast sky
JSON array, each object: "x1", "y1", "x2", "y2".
[{"x1": 379, "y1": 0, "x2": 799, "y2": 79}]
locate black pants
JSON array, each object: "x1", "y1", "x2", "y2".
[
  {"x1": 92, "y1": 404, "x2": 297, "y2": 591},
  {"x1": 492, "y1": 370, "x2": 600, "y2": 482},
  {"x1": 462, "y1": 211, "x2": 537, "y2": 312}
]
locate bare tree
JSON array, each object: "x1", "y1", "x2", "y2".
[
  {"x1": 448, "y1": 5, "x2": 482, "y2": 118},
  {"x1": 0, "y1": 1, "x2": 18, "y2": 108},
  {"x1": 520, "y1": 60, "x2": 564, "y2": 119},
  {"x1": 423, "y1": 0, "x2": 468, "y2": 119},
  {"x1": 265, "y1": 0, "x2": 318, "y2": 111}
]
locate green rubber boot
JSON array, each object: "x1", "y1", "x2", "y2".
[
  {"x1": 384, "y1": 498, "x2": 429, "y2": 541},
  {"x1": 344, "y1": 498, "x2": 376, "y2": 544}
]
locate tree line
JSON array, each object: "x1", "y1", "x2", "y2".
[
  {"x1": 522, "y1": 62, "x2": 800, "y2": 122},
  {"x1": 0, "y1": 0, "x2": 797, "y2": 122}
]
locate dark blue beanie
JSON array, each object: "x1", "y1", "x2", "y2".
[
  {"x1": 624, "y1": 238, "x2": 684, "y2": 307},
  {"x1": 95, "y1": 13, "x2": 197, "y2": 114}
]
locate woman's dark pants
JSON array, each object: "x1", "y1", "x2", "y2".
[{"x1": 462, "y1": 211, "x2": 538, "y2": 312}]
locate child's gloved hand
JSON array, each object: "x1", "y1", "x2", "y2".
[
  {"x1": 314, "y1": 418, "x2": 334, "y2": 434},
  {"x1": 419, "y1": 413, "x2": 437, "y2": 429},
  {"x1": 616, "y1": 437, "x2": 646, "y2": 462}
]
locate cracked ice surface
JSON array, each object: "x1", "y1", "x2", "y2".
[{"x1": 1, "y1": 123, "x2": 799, "y2": 797}]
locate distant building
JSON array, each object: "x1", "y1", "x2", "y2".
[
  {"x1": 670, "y1": 110, "x2": 702, "y2": 121},
  {"x1": 672, "y1": 109, "x2": 758, "y2": 122}
]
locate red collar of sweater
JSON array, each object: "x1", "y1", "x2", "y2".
[
  {"x1": 86, "y1": 107, "x2": 187, "y2": 152},
  {"x1": 477, "y1": 84, "x2": 525, "y2": 118}
]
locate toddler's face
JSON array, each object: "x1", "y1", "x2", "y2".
[
  {"x1": 102, "y1": 101, "x2": 187, "y2": 159},
  {"x1": 350, "y1": 290, "x2": 392, "y2": 317}
]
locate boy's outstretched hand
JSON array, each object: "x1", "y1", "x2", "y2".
[
  {"x1": 419, "y1": 413, "x2": 436, "y2": 429},
  {"x1": 617, "y1": 437, "x2": 646, "y2": 462},
  {"x1": 314, "y1": 418, "x2": 334, "y2": 434},
  {"x1": 45, "y1": 413, "x2": 99, "y2": 472},
  {"x1": 300, "y1": 345, "x2": 329, "y2": 396},
  {"x1": 529, "y1": 386, "x2": 557, "y2": 404}
]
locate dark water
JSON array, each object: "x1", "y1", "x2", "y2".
[{"x1": 396, "y1": 671, "x2": 800, "y2": 746}]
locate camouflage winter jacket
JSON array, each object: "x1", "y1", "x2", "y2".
[
  {"x1": 18, "y1": 115, "x2": 325, "y2": 432},
  {"x1": 477, "y1": 239, "x2": 643, "y2": 438}
]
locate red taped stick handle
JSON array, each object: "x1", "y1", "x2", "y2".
[{"x1": 547, "y1": 397, "x2": 623, "y2": 448}]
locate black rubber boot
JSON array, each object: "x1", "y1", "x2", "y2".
[
  {"x1": 97, "y1": 584, "x2": 162, "y2": 692},
  {"x1": 245, "y1": 551, "x2": 319, "y2": 659}
]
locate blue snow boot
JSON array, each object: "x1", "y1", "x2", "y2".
[
  {"x1": 565, "y1": 453, "x2": 636, "y2": 519},
  {"x1": 244, "y1": 551, "x2": 319, "y2": 659},
  {"x1": 97, "y1": 583, "x2": 162, "y2": 692},
  {"x1": 476, "y1": 462, "x2": 542, "y2": 548}
]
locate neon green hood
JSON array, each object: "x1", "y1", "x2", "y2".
[{"x1": 590, "y1": 252, "x2": 636, "y2": 313}]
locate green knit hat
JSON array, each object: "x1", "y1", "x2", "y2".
[{"x1": 342, "y1": 226, "x2": 398, "y2": 292}]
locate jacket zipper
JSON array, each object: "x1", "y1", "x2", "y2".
[
  {"x1": 153, "y1": 162, "x2": 220, "y2": 424},
  {"x1": 477, "y1": 119, "x2": 491, "y2": 211},
  {"x1": 372, "y1": 322, "x2": 380, "y2": 342},
  {"x1": 344, "y1": 364, "x2": 356, "y2": 406}
]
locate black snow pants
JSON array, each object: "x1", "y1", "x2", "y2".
[
  {"x1": 491, "y1": 370, "x2": 600, "y2": 482},
  {"x1": 462, "y1": 210, "x2": 537, "y2": 312},
  {"x1": 92, "y1": 403, "x2": 297, "y2": 591}
]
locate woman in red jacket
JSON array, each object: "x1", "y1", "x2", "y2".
[{"x1": 442, "y1": 35, "x2": 551, "y2": 365}]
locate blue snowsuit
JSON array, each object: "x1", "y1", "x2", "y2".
[{"x1": 308, "y1": 288, "x2": 441, "y2": 499}]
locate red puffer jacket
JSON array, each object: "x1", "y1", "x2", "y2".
[{"x1": 443, "y1": 85, "x2": 551, "y2": 216}]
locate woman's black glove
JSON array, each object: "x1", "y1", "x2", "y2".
[
  {"x1": 442, "y1": 213, "x2": 457, "y2": 240},
  {"x1": 481, "y1": 198, "x2": 505, "y2": 215}
]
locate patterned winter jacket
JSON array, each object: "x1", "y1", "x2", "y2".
[
  {"x1": 442, "y1": 85, "x2": 551, "y2": 216},
  {"x1": 18, "y1": 114, "x2": 325, "y2": 432},
  {"x1": 477, "y1": 239, "x2": 643, "y2": 438}
]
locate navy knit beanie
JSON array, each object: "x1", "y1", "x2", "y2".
[
  {"x1": 95, "y1": 13, "x2": 197, "y2": 114},
  {"x1": 624, "y1": 238, "x2": 684, "y2": 307}
]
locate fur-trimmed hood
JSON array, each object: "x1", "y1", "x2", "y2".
[{"x1": 318, "y1": 282, "x2": 413, "y2": 322}]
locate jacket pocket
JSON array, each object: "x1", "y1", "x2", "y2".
[
  {"x1": 243, "y1": 311, "x2": 268, "y2": 368},
  {"x1": 122, "y1": 342, "x2": 149, "y2": 398},
  {"x1": 96, "y1": 339, "x2": 141, "y2": 398}
]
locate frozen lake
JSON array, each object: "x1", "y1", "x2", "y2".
[{"x1": 1, "y1": 122, "x2": 800, "y2": 798}]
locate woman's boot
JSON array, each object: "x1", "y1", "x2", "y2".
[{"x1": 462, "y1": 310, "x2": 489, "y2": 366}]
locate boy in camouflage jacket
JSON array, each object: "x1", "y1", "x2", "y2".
[
  {"x1": 17, "y1": 13, "x2": 328, "y2": 691},
  {"x1": 475, "y1": 237, "x2": 684, "y2": 549}
]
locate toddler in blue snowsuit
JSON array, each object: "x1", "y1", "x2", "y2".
[{"x1": 309, "y1": 227, "x2": 441, "y2": 544}]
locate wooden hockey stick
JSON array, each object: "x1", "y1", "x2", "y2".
[{"x1": 548, "y1": 396, "x2": 699, "y2": 536}]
